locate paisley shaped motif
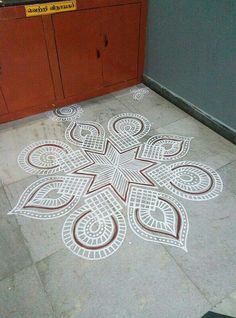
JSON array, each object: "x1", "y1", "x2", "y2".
[
  {"x1": 128, "y1": 186, "x2": 188, "y2": 250},
  {"x1": 8, "y1": 176, "x2": 89, "y2": 219},
  {"x1": 108, "y1": 113, "x2": 150, "y2": 138},
  {"x1": 145, "y1": 134, "x2": 192, "y2": 161},
  {"x1": 166, "y1": 161, "x2": 223, "y2": 200},
  {"x1": 63, "y1": 207, "x2": 126, "y2": 260},
  {"x1": 65, "y1": 121, "x2": 105, "y2": 151},
  {"x1": 146, "y1": 161, "x2": 223, "y2": 201},
  {"x1": 18, "y1": 140, "x2": 72, "y2": 175},
  {"x1": 108, "y1": 113, "x2": 151, "y2": 151},
  {"x1": 63, "y1": 189, "x2": 126, "y2": 260}
]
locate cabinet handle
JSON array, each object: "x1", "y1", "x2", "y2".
[
  {"x1": 96, "y1": 49, "x2": 101, "y2": 59},
  {"x1": 104, "y1": 34, "x2": 109, "y2": 47}
]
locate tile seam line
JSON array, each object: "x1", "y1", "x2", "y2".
[
  {"x1": 1, "y1": 184, "x2": 35, "y2": 265},
  {"x1": 113, "y1": 95, "x2": 138, "y2": 113},
  {"x1": 34, "y1": 247, "x2": 66, "y2": 267},
  {"x1": 2, "y1": 183, "x2": 65, "y2": 283},
  {"x1": 0, "y1": 247, "x2": 65, "y2": 284},
  {"x1": 163, "y1": 246, "x2": 214, "y2": 307},
  {"x1": 0, "y1": 262, "x2": 33, "y2": 284},
  {"x1": 113, "y1": 94, "x2": 189, "y2": 129},
  {"x1": 216, "y1": 159, "x2": 236, "y2": 172},
  {"x1": 2, "y1": 175, "x2": 40, "y2": 202},
  {"x1": 212, "y1": 288, "x2": 236, "y2": 308},
  {"x1": 33, "y1": 264, "x2": 57, "y2": 318}
]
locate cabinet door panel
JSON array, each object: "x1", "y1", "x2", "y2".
[
  {"x1": 53, "y1": 10, "x2": 103, "y2": 98},
  {"x1": 0, "y1": 17, "x2": 55, "y2": 112},
  {"x1": 0, "y1": 88, "x2": 7, "y2": 115},
  {"x1": 101, "y1": 3, "x2": 140, "y2": 86}
]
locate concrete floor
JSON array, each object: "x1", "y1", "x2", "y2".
[{"x1": 0, "y1": 84, "x2": 236, "y2": 318}]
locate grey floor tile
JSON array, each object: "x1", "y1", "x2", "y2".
[
  {"x1": 165, "y1": 188, "x2": 236, "y2": 305},
  {"x1": 218, "y1": 161, "x2": 236, "y2": 195},
  {"x1": 111, "y1": 83, "x2": 146, "y2": 98},
  {"x1": 0, "y1": 265, "x2": 55, "y2": 318},
  {"x1": 36, "y1": 230, "x2": 210, "y2": 318},
  {"x1": 0, "y1": 111, "x2": 47, "y2": 132},
  {"x1": 0, "y1": 186, "x2": 11, "y2": 219},
  {"x1": 0, "y1": 84, "x2": 235, "y2": 318},
  {"x1": 156, "y1": 117, "x2": 236, "y2": 169},
  {"x1": 212, "y1": 290, "x2": 236, "y2": 317},
  {"x1": 80, "y1": 93, "x2": 134, "y2": 130},
  {"x1": 0, "y1": 117, "x2": 67, "y2": 185},
  {"x1": 115, "y1": 88, "x2": 189, "y2": 130},
  {"x1": 0, "y1": 187, "x2": 32, "y2": 280},
  {"x1": 5, "y1": 177, "x2": 65, "y2": 263}
]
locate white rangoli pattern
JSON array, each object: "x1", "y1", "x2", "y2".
[
  {"x1": 47, "y1": 103, "x2": 83, "y2": 122},
  {"x1": 9, "y1": 107, "x2": 223, "y2": 260},
  {"x1": 130, "y1": 88, "x2": 150, "y2": 101}
]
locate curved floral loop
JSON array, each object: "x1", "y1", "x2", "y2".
[
  {"x1": 167, "y1": 161, "x2": 223, "y2": 200},
  {"x1": 128, "y1": 186, "x2": 188, "y2": 251},
  {"x1": 146, "y1": 161, "x2": 223, "y2": 201},
  {"x1": 63, "y1": 189, "x2": 127, "y2": 260},
  {"x1": 108, "y1": 113, "x2": 151, "y2": 151},
  {"x1": 139, "y1": 134, "x2": 192, "y2": 162},
  {"x1": 18, "y1": 140, "x2": 72, "y2": 175},
  {"x1": 65, "y1": 121, "x2": 105, "y2": 152},
  {"x1": 48, "y1": 104, "x2": 83, "y2": 122},
  {"x1": 108, "y1": 113, "x2": 151, "y2": 138},
  {"x1": 130, "y1": 88, "x2": 150, "y2": 101},
  {"x1": 8, "y1": 176, "x2": 90, "y2": 219}
]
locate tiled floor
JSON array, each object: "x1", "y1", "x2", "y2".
[{"x1": 0, "y1": 84, "x2": 236, "y2": 318}]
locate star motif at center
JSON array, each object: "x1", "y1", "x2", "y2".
[{"x1": 73, "y1": 140, "x2": 156, "y2": 201}]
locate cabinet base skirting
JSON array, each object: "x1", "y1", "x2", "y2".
[{"x1": 0, "y1": 78, "x2": 140, "y2": 124}]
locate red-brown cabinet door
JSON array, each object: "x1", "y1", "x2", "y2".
[
  {"x1": 101, "y1": 3, "x2": 141, "y2": 86},
  {"x1": 53, "y1": 10, "x2": 103, "y2": 98},
  {"x1": 0, "y1": 17, "x2": 55, "y2": 112},
  {"x1": 0, "y1": 87, "x2": 7, "y2": 115}
]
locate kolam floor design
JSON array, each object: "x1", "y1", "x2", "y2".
[{"x1": 9, "y1": 103, "x2": 223, "y2": 260}]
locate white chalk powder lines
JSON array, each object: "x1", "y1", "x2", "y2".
[{"x1": 9, "y1": 108, "x2": 223, "y2": 260}]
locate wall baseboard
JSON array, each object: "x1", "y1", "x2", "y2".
[
  {"x1": 143, "y1": 74, "x2": 236, "y2": 145},
  {"x1": 201, "y1": 311, "x2": 234, "y2": 318}
]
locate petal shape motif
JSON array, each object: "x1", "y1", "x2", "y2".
[
  {"x1": 18, "y1": 140, "x2": 72, "y2": 175},
  {"x1": 62, "y1": 189, "x2": 126, "y2": 260},
  {"x1": 108, "y1": 113, "x2": 151, "y2": 138},
  {"x1": 166, "y1": 161, "x2": 223, "y2": 200},
  {"x1": 128, "y1": 186, "x2": 188, "y2": 251},
  {"x1": 8, "y1": 176, "x2": 90, "y2": 219},
  {"x1": 108, "y1": 113, "x2": 151, "y2": 151},
  {"x1": 138, "y1": 135, "x2": 192, "y2": 162},
  {"x1": 146, "y1": 161, "x2": 223, "y2": 200},
  {"x1": 65, "y1": 121, "x2": 105, "y2": 152}
]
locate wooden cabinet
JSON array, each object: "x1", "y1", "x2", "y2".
[
  {"x1": 53, "y1": 10, "x2": 103, "y2": 98},
  {"x1": 0, "y1": 0, "x2": 147, "y2": 123},
  {"x1": 101, "y1": 3, "x2": 141, "y2": 86},
  {"x1": 54, "y1": 3, "x2": 141, "y2": 95},
  {"x1": 0, "y1": 88, "x2": 7, "y2": 115},
  {"x1": 0, "y1": 17, "x2": 55, "y2": 112}
]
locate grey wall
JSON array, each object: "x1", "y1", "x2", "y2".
[{"x1": 145, "y1": 0, "x2": 236, "y2": 131}]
